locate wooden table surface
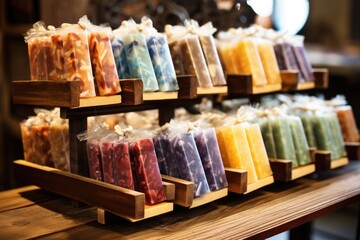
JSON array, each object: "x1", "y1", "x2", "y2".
[{"x1": 1, "y1": 161, "x2": 360, "y2": 240}]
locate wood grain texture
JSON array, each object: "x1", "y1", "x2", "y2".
[
  {"x1": 313, "y1": 68, "x2": 329, "y2": 89},
  {"x1": 224, "y1": 168, "x2": 247, "y2": 194},
  {"x1": 197, "y1": 86, "x2": 227, "y2": 95},
  {"x1": 331, "y1": 157, "x2": 349, "y2": 169},
  {"x1": 291, "y1": 164, "x2": 316, "y2": 180},
  {"x1": 280, "y1": 70, "x2": 299, "y2": 91},
  {"x1": 14, "y1": 160, "x2": 145, "y2": 219},
  {"x1": 12, "y1": 80, "x2": 80, "y2": 107},
  {"x1": 245, "y1": 175, "x2": 274, "y2": 194},
  {"x1": 227, "y1": 74, "x2": 281, "y2": 94},
  {"x1": 177, "y1": 75, "x2": 198, "y2": 99},
  {"x1": 31, "y1": 160, "x2": 360, "y2": 240},
  {"x1": 345, "y1": 142, "x2": 360, "y2": 160},
  {"x1": 162, "y1": 182, "x2": 176, "y2": 201},
  {"x1": 120, "y1": 79, "x2": 143, "y2": 105},
  {"x1": 270, "y1": 159, "x2": 293, "y2": 182},
  {"x1": 190, "y1": 188, "x2": 228, "y2": 208},
  {"x1": 143, "y1": 91, "x2": 178, "y2": 101},
  {"x1": 162, "y1": 175, "x2": 194, "y2": 207},
  {"x1": 315, "y1": 150, "x2": 332, "y2": 171}
]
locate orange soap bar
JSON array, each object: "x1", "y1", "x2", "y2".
[
  {"x1": 336, "y1": 106, "x2": 360, "y2": 142},
  {"x1": 218, "y1": 41, "x2": 240, "y2": 74},
  {"x1": 234, "y1": 38, "x2": 267, "y2": 86},
  {"x1": 257, "y1": 39, "x2": 281, "y2": 84},
  {"x1": 216, "y1": 124, "x2": 258, "y2": 184},
  {"x1": 245, "y1": 124, "x2": 273, "y2": 179}
]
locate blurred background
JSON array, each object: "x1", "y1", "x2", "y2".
[{"x1": 1, "y1": 0, "x2": 359, "y2": 190}]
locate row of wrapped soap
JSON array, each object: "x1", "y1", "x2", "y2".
[
  {"x1": 20, "y1": 112, "x2": 70, "y2": 171},
  {"x1": 217, "y1": 28, "x2": 314, "y2": 86}
]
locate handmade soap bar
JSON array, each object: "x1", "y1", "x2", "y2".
[
  {"x1": 289, "y1": 116, "x2": 312, "y2": 166},
  {"x1": 131, "y1": 138, "x2": 166, "y2": 205},
  {"x1": 312, "y1": 115, "x2": 337, "y2": 159},
  {"x1": 257, "y1": 39, "x2": 281, "y2": 84},
  {"x1": 271, "y1": 117, "x2": 298, "y2": 167},
  {"x1": 300, "y1": 115, "x2": 318, "y2": 149},
  {"x1": 123, "y1": 33, "x2": 159, "y2": 92},
  {"x1": 259, "y1": 119, "x2": 277, "y2": 159},
  {"x1": 50, "y1": 33, "x2": 67, "y2": 80},
  {"x1": 153, "y1": 134, "x2": 180, "y2": 178},
  {"x1": 62, "y1": 28, "x2": 96, "y2": 97},
  {"x1": 111, "y1": 37, "x2": 130, "y2": 79},
  {"x1": 99, "y1": 139, "x2": 116, "y2": 185},
  {"x1": 336, "y1": 106, "x2": 359, "y2": 142},
  {"x1": 168, "y1": 42, "x2": 186, "y2": 76},
  {"x1": 194, "y1": 128, "x2": 228, "y2": 191},
  {"x1": 216, "y1": 125, "x2": 258, "y2": 184},
  {"x1": 245, "y1": 124, "x2": 273, "y2": 179},
  {"x1": 234, "y1": 38, "x2": 267, "y2": 86},
  {"x1": 147, "y1": 33, "x2": 179, "y2": 91},
  {"x1": 28, "y1": 37, "x2": 43, "y2": 80},
  {"x1": 86, "y1": 139, "x2": 103, "y2": 181},
  {"x1": 42, "y1": 36, "x2": 58, "y2": 81},
  {"x1": 327, "y1": 114, "x2": 347, "y2": 159},
  {"x1": 217, "y1": 41, "x2": 240, "y2": 74},
  {"x1": 49, "y1": 119, "x2": 69, "y2": 171},
  {"x1": 178, "y1": 35, "x2": 213, "y2": 88},
  {"x1": 171, "y1": 132, "x2": 210, "y2": 197},
  {"x1": 88, "y1": 32, "x2": 121, "y2": 95},
  {"x1": 21, "y1": 122, "x2": 53, "y2": 167},
  {"x1": 274, "y1": 42, "x2": 305, "y2": 82},
  {"x1": 113, "y1": 141, "x2": 134, "y2": 190},
  {"x1": 199, "y1": 35, "x2": 226, "y2": 86},
  {"x1": 292, "y1": 45, "x2": 315, "y2": 82}
]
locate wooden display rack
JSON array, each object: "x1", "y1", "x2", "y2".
[
  {"x1": 161, "y1": 175, "x2": 228, "y2": 208},
  {"x1": 14, "y1": 160, "x2": 174, "y2": 223},
  {"x1": 314, "y1": 150, "x2": 349, "y2": 171},
  {"x1": 226, "y1": 74, "x2": 282, "y2": 95},
  {"x1": 345, "y1": 141, "x2": 360, "y2": 160},
  {"x1": 281, "y1": 68, "x2": 329, "y2": 91}
]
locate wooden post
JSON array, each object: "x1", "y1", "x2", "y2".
[
  {"x1": 158, "y1": 107, "x2": 175, "y2": 126},
  {"x1": 69, "y1": 117, "x2": 88, "y2": 177}
]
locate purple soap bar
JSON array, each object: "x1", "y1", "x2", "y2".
[
  {"x1": 86, "y1": 139, "x2": 103, "y2": 181},
  {"x1": 171, "y1": 132, "x2": 210, "y2": 197},
  {"x1": 153, "y1": 134, "x2": 180, "y2": 178},
  {"x1": 131, "y1": 138, "x2": 166, "y2": 205},
  {"x1": 194, "y1": 128, "x2": 228, "y2": 191},
  {"x1": 292, "y1": 45, "x2": 315, "y2": 82}
]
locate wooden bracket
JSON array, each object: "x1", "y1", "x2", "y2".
[
  {"x1": 225, "y1": 168, "x2": 248, "y2": 194},
  {"x1": 120, "y1": 79, "x2": 143, "y2": 105},
  {"x1": 345, "y1": 142, "x2": 360, "y2": 160},
  {"x1": 227, "y1": 74, "x2": 281, "y2": 95},
  {"x1": 313, "y1": 68, "x2": 329, "y2": 89}
]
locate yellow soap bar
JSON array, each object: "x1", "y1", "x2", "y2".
[
  {"x1": 257, "y1": 39, "x2": 282, "y2": 84},
  {"x1": 234, "y1": 38, "x2": 267, "y2": 86},
  {"x1": 216, "y1": 125, "x2": 258, "y2": 184},
  {"x1": 218, "y1": 42, "x2": 239, "y2": 74},
  {"x1": 245, "y1": 124, "x2": 273, "y2": 179}
]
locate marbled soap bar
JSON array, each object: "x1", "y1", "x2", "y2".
[
  {"x1": 257, "y1": 39, "x2": 281, "y2": 84},
  {"x1": 300, "y1": 115, "x2": 318, "y2": 149},
  {"x1": 49, "y1": 120, "x2": 69, "y2": 171},
  {"x1": 327, "y1": 114, "x2": 347, "y2": 159},
  {"x1": 50, "y1": 33, "x2": 67, "y2": 80},
  {"x1": 292, "y1": 45, "x2": 315, "y2": 82},
  {"x1": 153, "y1": 134, "x2": 180, "y2": 178},
  {"x1": 289, "y1": 117, "x2": 311, "y2": 166},
  {"x1": 62, "y1": 29, "x2": 96, "y2": 97},
  {"x1": 99, "y1": 139, "x2": 116, "y2": 185},
  {"x1": 123, "y1": 33, "x2": 159, "y2": 92},
  {"x1": 178, "y1": 35, "x2": 213, "y2": 88},
  {"x1": 86, "y1": 139, "x2": 103, "y2": 181},
  {"x1": 336, "y1": 106, "x2": 359, "y2": 142},
  {"x1": 88, "y1": 32, "x2": 121, "y2": 95},
  {"x1": 259, "y1": 119, "x2": 277, "y2": 159},
  {"x1": 274, "y1": 43, "x2": 305, "y2": 82},
  {"x1": 168, "y1": 41, "x2": 186, "y2": 76},
  {"x1": 42, "y1": 36, "x2": 58, "y2": 81},
  {"x1": 113, "y1": 141, "x2": 134, "y2": 190},
  {"x1": 171, "y1": 132, "x2": 210, "y2": 197},
  {"x1": 199, "y1": 35, "x2": 226, "y2": 86},
  {"x1": 131, "y1": 138, "x2": 166, "y2": 205},
  {"x1": 111, "y1": 37, "x2": 130, "y2": 79},
  {"x1": 194, "y1": 128, "x2": 228, "y2": 191},
  {"x1": 271, "y1": 117, "x2": 298, "y2": 167},
  {"x1": 245, "y1": 124, "x2": 273, "y2": 179},
  {"x1": 216, "y1": 125, "x2": 258, "y2": 184},
  {"x1": 312, "y1": 115, "x2": 338, "y2": 159},
  {"x1": 147, "y1": 33, "x2": 179, "y2": 91},
  {"x1": 234, "y1": 38, "x2": 267, "y2": 86}
]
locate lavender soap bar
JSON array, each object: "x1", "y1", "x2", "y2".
[
  {"x1": 171, "y1": 132, "x2": 210, "y2": 197},
  {"x1": 153, "y1": 134, "x2": 180, "y2": 178},
  {"x1": 194, "y1": 128, "x2": 228, "y2": 191}
]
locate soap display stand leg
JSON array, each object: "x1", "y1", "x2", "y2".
[
  {"x1": 345, "y1": 141, "x2": 360, "y2": 160},
  {"x1": 314, "y1": 151, "x2": 349, "y2": 171}
]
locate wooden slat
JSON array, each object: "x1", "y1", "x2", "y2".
[
  {"x1": 0, "y1": 186, "x2": 56, "y2": 212},
  {"x1": 78, "y1": 95, "x2": 122, "y2": 108},
  {"x1": 245, "y1": 175, "x2": 274, "y2": 194},
  {"x1": 296, "y1": 81, "x2": 315, "y2": 90},
  {"x1": 314, "y1": 68, "x2": 329, "y2": 89},
  {"x1": 7, "y1": 161, "x2": 360, "y2": 240},
  {"x1": 224, "y1": 168, "x2": 247, "y2": 194},
  {"x1": 197, "y1": 86, "x2": 227, "y2": 95},
  {"x1": 190, "y1": 188, "x2": 228, "y2": 208},
  {"x1": 227, "y1": 74, "x2": 281, "y2": 95},
  {"x1": 162, "y1": 175, "x2": 194, "y2": 207},
  {"x1": 291, "y1": 164, "x2": 316, "y2": 180},
  {"x1": 143, "y1": 91, "x2": 178, "y2": 101},
  {"x1": 345, "y1": 142, "x2": 360, "y2": 160},
  {"x1": 163, "y1": 182, "x2": 176, "y2": 201},
  {"x1": 331, "y1": 157, "x2": 349, "y2": 169},
  {"x1": 12, "y1": 80, "x2": 80, "y2": 107},
  {"x1": 14, "y1": 160, "x2": 145, "y2": 219},
  {"x1": 0, "y1": 198, "x2": 96, "y2": 240}
]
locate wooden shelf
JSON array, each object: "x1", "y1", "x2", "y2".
[
  {"x1": 270, "y1": 159, "x2": 316, "y2": 182},
  {"x1": 13, "y1": 160, "x2": 174, "y2": 222},
  {"x1": 245, "y1": 175, "x2": 274, "y2": 194},
  {"x1": 161, "y1": 175, "x2": 228, "y2": 208},
  {"x1": 227, "y1": 74, "x2": 282, "y2": 95},
  {"x1": 280, "y1": 68, "x2": 329, "y2": 91},
  {"x1": 197, "y1": 86, "x2": 228, "y2": 95},
  {"x1": 345, "y1": 142, "x2": 360, "y2": 160},
  {"x1": 314, "y1": 150, "x2": 349, "y2": 171}
]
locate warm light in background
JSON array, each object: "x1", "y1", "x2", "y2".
[{"x1": 248, "y1": 0, "x2": 273, "y2": 17}]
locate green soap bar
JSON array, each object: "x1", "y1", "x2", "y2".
[
  {"x1": 289, "y1": 116, "x2": 311, "y2": 166},
  {"x1": 259, "y1": 119, "x2": 277, "y2": 159},
  {"x1": 313, "y1": 115, "x2": 337, "y2": 159},
  {"x1": 327, "y1": 114, "x2": 346, "y2": 159},
  {"x1": 300, "y1": 115, "x2": 317, "y2": 148}
]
